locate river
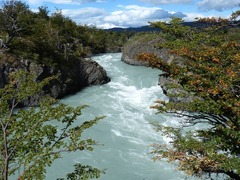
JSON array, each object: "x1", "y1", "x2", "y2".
[{"x1": 46, "y1": 53, "x2": 196, "y2": 180}]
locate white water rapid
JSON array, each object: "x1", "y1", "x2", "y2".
[{"x1": 45, "y1": 53, "x2": 198, "y2": 180}]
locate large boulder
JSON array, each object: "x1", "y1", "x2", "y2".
[
  {"x1": 121, "y1": 34, "x2": 182, "y2": 66},
  {"x1": 121, "y1": 35, "x2": 162, "y2": 66},
  {"x1": 0, "y1": 57, "x2": 110, "y2": 106}
]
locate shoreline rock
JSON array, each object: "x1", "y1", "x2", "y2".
[
  {"x1": 121, "y1": 35, "x2": 164, "y2": 66},
  {"x1": 121, "y1": 34, "x2": 191, "y2": 103},
  {"x1": 0, "y1": 57, "x2": 110, "y2": 106}
]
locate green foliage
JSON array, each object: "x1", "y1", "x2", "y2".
[
  {"x1": 150, "y1": 17, "x2": 192, "y2": 40},
  {"x1": 140, "y1": 14, "x2": 240, "y2": 179},
  {"x1": 230, "y1": 10, "x2": 240, "y2": 21},
  {"x1": 126, "y1": 32, "x2": 160, "y2": 45},
  {"x1": 151, "y1": 124, "x2": 240, "y2": 179},
  {"x1": 0, "y1": 0, "x2": 132, "y2": 66},
  {"x1": 0, "y1": 0, "x2": 32, "y2": 45},
  {"x1": 0, "y1": 70, "x2": 104, "y2": 180},
  {"x1": 58, "y1": 164, "x2": 105, "y2": 180}
]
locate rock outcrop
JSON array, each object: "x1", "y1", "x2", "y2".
[
  {"x1": 121, "y1": 34, "x2": 185, "y2": 66},
  {"x1": 121, "y1": 34, "x2": 191, "y2": 103},
  {"x1": 121, "y1": 35, "x2": 163, "y2": 66},
  {"x1": 0, "y1": 57, "x2": 110, "y2": 106}
]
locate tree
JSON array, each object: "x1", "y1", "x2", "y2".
[
  {"x1": 0, "y1": 70, "x2": 104, "y2": 180},
  {"x1": 0, "y1": 0, "x2": 131, "y2": 63},
  {"x1": 0, "y1": 0, "x2": 32, "y2": 46},
  {"x1": 230, "y1": 10, "x2": 240, "y2": 21},
  {"x1": 58, "y1": 164, "x2": 103, "y2": 180},
  {"x1": 137, "y1": 14, "x2": 240, "y2": 179},
  {"x1": 36, "y1": 6, "x2": 49, "y2": 20}
]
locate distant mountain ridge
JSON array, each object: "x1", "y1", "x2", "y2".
[
  {"x1": 105, "y1": 21, "x2": 240, "y2": 32},
  {"x1": 105, "y1": 25, "x2": 160, "y2": 32},
  {"x1": 105, "y1": 22, "x2": 207, "y2": 32}
]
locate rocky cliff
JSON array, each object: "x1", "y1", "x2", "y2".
[
  {"x1": 121, "y1": 34, "x2": 183, "y2": 66},
  {"x1": 121, "y1": 34, "x2": 191, "y2": 102},
  {"x1": 0, "y1": 57, "x2": 110, "y2": 106}
]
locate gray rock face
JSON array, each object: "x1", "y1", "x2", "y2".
[
  {"x1": 121, "y1": 35, "x2": 183, "y2": 66},
  {"x1": 0, "y1": 58, "x2": 110, "y2": 106},
  {"x1": 121, "y1": 34, "x2": 192, "y2": 103},
  {"x1": 0, "y1": 65, "x2": 9, "y2": 88},
  {"x1": 159, "y1": 74, "x2": 197, "y2": 103},
  {"x1": 121, "y1": 34, "x2": 184, "y2": 66},
  {"x1": 121, "y1": 35, "x2": 163, "y2": 66},
  {"x1": 82, "y1": 58, "x2": 110, "y2": 85}
]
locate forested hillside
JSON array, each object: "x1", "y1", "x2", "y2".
[
  {"x1": 135, "y1": 13, "x2": 240, "y2": 180},
  {"x1": 0, "y1": 0, "x2": 133, "y2": 66}
]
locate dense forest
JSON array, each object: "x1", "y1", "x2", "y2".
[{"x1": 0, "y1": 0, "x2": 135, "y2": 67}]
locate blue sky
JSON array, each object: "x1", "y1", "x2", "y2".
[{"x1": 22, "y1": 0, "x2": 239, "y2": 28}]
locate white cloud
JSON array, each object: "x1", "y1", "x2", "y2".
[
  {"x1": 63, "y1": 7, "x2": 106, "y2": 18},
  {"x1": 62, "y1": 7, "x2": 108, "y2": 28},
  {"x1": 72, "y1": 0, "x2": 104, "y2": 4},
  {"x1": 140, "y1": 0, "x2": 191, "y2": 5},
  {"x1": 183, "y1": 13, "x2": 206, "y2": 22},
  {"x1": 62, "y1": 5, "x2": 188, "y2": 29},
  {"x1": 198, "y1": 0, "x2": 240, "y2": 11},
  {"x1": 27, "y1": 0, "x2": 71, "y2": 5},
  {"x1": 27, "y1": 0, "x2": 103, "y2": 5}
]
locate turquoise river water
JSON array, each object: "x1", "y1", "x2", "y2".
[{"x1": 45, "y1": 53, "x2": 198, "y2": 180}]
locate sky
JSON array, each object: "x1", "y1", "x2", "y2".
[{"x1": 22, "y1": 0, "x2": 239, "y2": 29}]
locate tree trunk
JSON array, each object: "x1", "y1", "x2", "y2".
[{"x1": 4, "y1": 158, "x2": 9, "y2": 180}]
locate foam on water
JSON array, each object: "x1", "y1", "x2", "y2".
[{"x1": 45, "y1": 53, "x2": 198, "y2": 180}]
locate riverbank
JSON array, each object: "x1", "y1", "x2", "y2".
[
  {"x1": 0, "y1": 55, "x2": 110, "y2": 106},
  {"x1": 121, "y1": 34, "x2": 192, "y2": 103}
]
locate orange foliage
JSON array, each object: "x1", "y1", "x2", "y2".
[{"x1": 212, "y1": 58, "x2": 220, "y2": 63}]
